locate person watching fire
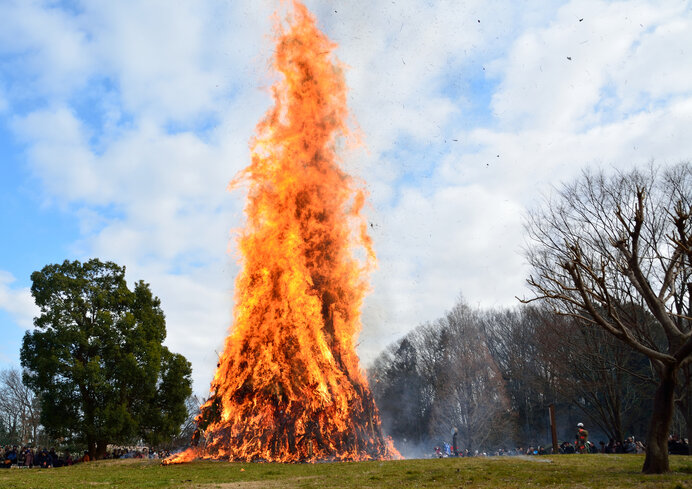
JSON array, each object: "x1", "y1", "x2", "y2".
[{"x1": 575, "y1": 423, "x2": 589, "y2": 454}]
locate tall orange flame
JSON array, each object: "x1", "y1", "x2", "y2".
[{"x1": 166, "y1": 1, "x2": 397, "y2": 463}]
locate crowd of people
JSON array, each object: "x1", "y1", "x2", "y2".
[
  {"x1": 1, "y1": 446, "x2": 82, "y2": 468},
  {"x1": 109, "y1": 447, "x2": 172, "y2": 460},
  {"x1": 434, "y1": 423, "x2": 689, "y2": 458},
  {"x1": 1, "y1": 445, "x2": 172, "y2": 468}
]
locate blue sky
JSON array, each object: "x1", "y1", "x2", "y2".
[{"x1": 2, "y1": 0, "x2": 692, "y2": 393}]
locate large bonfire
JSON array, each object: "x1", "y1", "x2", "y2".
[{"x1": 166, "y1": 2, "x2": 397, "y2": 463}]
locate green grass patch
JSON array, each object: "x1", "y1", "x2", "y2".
[{"x1": 0, "y1": 454, "x2": 690, "y2": 488}]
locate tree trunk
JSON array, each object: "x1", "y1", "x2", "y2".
[
  {"x1": 643, "y1": 365, "x2": 677, "y2": 473},
  {"x1": 95, "y1": 440, "x2": 108, "y2": 460},
  {"x1": 683, "y1": 389, "x2": 692, "y2": 456},
  {"x1": 681, "y1": 364, "x2": 692, "y2": 456},
  {"x1": 88, "y1": 439, "x2": 96, "y2": 460}
]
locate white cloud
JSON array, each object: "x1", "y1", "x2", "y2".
[
  {"x1": 358, "y1": 183, "x2": 527, "y2": 364},
  {"x1": 325, "y1": 0, "x2": 530, "y2": 157},
  {"x1": 0, "y1": 271, "x2": 38, "y2": 330},
  {"x1": 612, "y1": 16, "x2": 692, "y2": 109},
  {"x1": 0, "y1": 0, "x2": 93, "y2": 99},
  {"x1": 12, "y1": 107, "x2": 103, "y2": 204},
  {"x1": 488, "y1": 0, "x2": 688, "y2": 131},
  {"x1": 82, "y1": 1, "x2": 236, "y2": 122}
]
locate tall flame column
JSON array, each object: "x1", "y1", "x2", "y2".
[{"x1": 169, "y1": 2, "x2": 397, "y2": 463}]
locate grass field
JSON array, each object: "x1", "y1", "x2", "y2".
[{"x1": 1, "y1": 454, "x2": 690, "y2": 489}]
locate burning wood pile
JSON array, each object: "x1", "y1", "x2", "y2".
[{"x1": 165, "y1": 1, "x2": 397, "y2": 464}]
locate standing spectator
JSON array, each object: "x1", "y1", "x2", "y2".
[
  {"x1": 624, "y1": 437, "x2": 636, "y2": 453},
  {"x1": 2, "y1": 447, "x2": 11, "y2": 468},
  {"x1": 452, "y1": 428, "x2": 459, "y2": 457},
  {"x1": 24, "y1": 447, "x2": 34, "y2": 467},
  {"x1": 49, "y1": 448, "x2": 59, "y2": 467},
  {"x1": 635, "y1": 440, "x2": 646, "y2": 453},
  {"x1": 606, "y1": 439, "x2": 615, "y2": 453},
  {"x1": 575, "y1": 423, "x2": 589, "y2": 454},
  {"x1": 35, "y1": 448, "x2": 48, "y2": 468},
  {"x1": 6, "y1": 447, "x2": 17, "y2": 466}
]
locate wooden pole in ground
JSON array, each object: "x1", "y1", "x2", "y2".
[{"x1": 549, "y1": 404, "x2": 559, "y2": 454}]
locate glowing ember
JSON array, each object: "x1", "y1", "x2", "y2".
[{"x1": 166, "y1": 1, "x2": 397, "y2": 463}]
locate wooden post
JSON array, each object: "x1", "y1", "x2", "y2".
[{"x1": 549, "y1": 404, "x2": 558, "y2": 454}]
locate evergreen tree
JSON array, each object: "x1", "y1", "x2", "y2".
[{"x1": 20, "y1": 259, "x2": 192, "y2": 458}]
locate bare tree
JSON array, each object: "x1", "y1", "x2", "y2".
[
  {"x1": 676, "y1": 363, "x2": 692, "y2": 453},
  {"x1": 427, "y1": 301, "x2": 513, "y2": 452},
  {"x1": 523, "y1": 163, "x2": 692, "y2": 473},
  {"x1": 0, "y1": 402, "x2": 19, "y2": 445},
  {"x1": 534, "y1": 308, "x2": 655, "y2": 443},
  {"x1": 369, "y1": 298, "x2": 513, "y2": 455},
  {"x1": 369, "y1": 338, "x2": 428, "y2": 456},
  {"x1": 0, "y1": 367, "x2": 41, "y2": 445},
  {"x1": 481, "y1": 306, "x2": 558, "y2": 447}
]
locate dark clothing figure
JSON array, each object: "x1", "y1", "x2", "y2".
[
  {"x1": 36, "y1": 449, "x2": 52, "y2": 468},
  {"x1": 560, "y1": 441, "x2": 575, "y2": 454},
  {"x1": 6, "y1": 448, "x2": 17, "y2": 465},
  {"x1": 49, "y1": 449, "x2": 61, "y2": 467},
  {"x1": 669, "y1": 435, "x2": 689, "y2": 455},
  {"x1": 452, "y1": 428, "x2": 459, "y2": 456}
]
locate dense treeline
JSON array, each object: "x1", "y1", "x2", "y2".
[{"x1": 369, "y1": 298, "x2": 686, "y2": 457}]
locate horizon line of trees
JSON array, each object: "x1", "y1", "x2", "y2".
[{"x1": 368, "y1": 298, "x2": 679, "y2": 456}]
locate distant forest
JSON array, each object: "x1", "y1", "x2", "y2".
[{"x1": 368, "y1": 298, "x2": 686, "y2": 456}]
